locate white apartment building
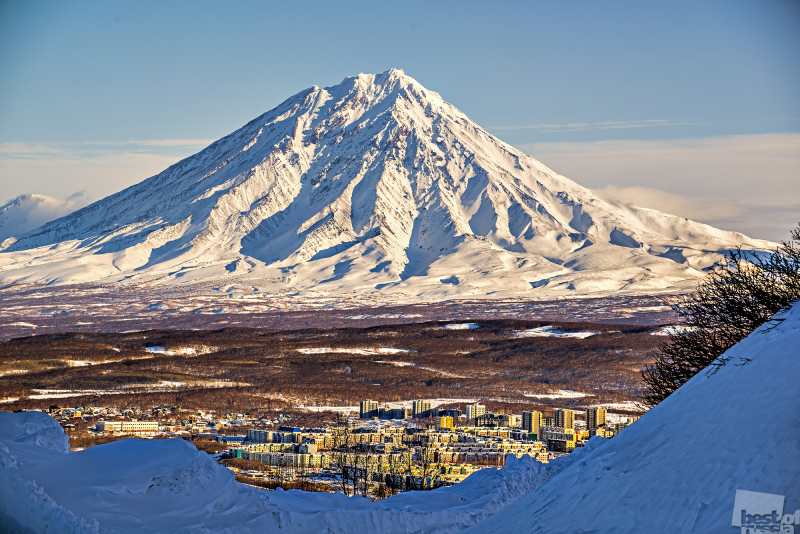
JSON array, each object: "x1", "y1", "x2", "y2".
[
  {"x1": 466, "y1": 403, "x2": 486, "y2": 420},
  {"x1": 97, "y1": 421, "x2": 159, "y2": 435}
]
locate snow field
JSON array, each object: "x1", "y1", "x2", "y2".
[{"x1": 0, "y1": 411, "x2": 603, "y2": 533}]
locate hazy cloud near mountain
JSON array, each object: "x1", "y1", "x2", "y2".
[
  {"x1": 521, "y1": 133, "x2": 800, "y2": 242},
  {"x1": 0, "y1": 140, "x2": 212, "y2": 207},
  {"x1": 0, "y1": 192, "x2": 90, "y2": 241},
  {"x1": 591, "y1": 185, "x2": 742, "y2": 222}
]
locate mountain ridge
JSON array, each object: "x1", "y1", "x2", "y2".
[{"x1": 0, "y1": 69, "x2": 772, "y2": 298}]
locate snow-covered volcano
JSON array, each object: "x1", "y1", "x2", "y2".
[{"x1": 0, "y1": 69, "x2": 771, "y2": 297}]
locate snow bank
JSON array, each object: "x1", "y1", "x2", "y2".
[
  {"x1": 440, "y1": 323, "x2": 480, "y2": 330},
  {"x1": 523, "y1": 389, "x2": 591, "y2": 399},
  {"x1": 5, "y1": 304, "x2": 795, "y2": 533},
  {"x1": 0, "y1": 410, "x2": 69, "y2": 453},
  {"x1": 0, "y1": 413, "x2": 595, "y2": 533},
  {"x1": 297, "y1": 347, "x2": 412, "y2": 355},
  {"x1": 466, "y1": 304, "x2": 800, "y2": 534}
]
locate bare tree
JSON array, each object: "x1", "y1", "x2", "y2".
[
  {"x1": 417, "y1": 440, "x2": 443, "y2": 490},
  {"x1": 641, "y1": 224, "x2": 800, "y2": 407},
  {"x1": 330, "y1": 413, "x2": 354, "y2": 496}
]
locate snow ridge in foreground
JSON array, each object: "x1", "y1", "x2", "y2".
[
  {"x1": 0, "y1": 411, "x2": 601, "y2": 533},
  {"x1": 466, "y1": 303, "x2": 800, "y2": 534}
]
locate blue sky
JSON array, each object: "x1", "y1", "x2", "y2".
[{"x1": 0, "y1": 0, "x2": 798, "y2": 240}]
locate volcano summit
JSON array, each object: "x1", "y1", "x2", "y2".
[{"x1": 0, "y1": 69, "x2": 770, "y2": 298}]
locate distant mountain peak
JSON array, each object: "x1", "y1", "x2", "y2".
[{"x1": 0, "y1": 71, "x2": 772, "y2": 297}]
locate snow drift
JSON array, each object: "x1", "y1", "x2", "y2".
[
  {"x1": 1, "y1": 303, "x2": 798, "y2": 532},
  {"x1": 0, "y1": 412, "x2": 601, "y2": 533},
  {"x1": 466, "y1": 303, "x2": 800, "y2": 534},
  {"x1": 0, "y1": 69, "x2": 771, "y2": 298}
]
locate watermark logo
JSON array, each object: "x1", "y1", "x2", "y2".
[{"x1": 732, "y1": 489, "x2": 798, "y2": 533}]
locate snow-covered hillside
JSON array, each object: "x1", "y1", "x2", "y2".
[
  {"x1": 0, "y1": 69, "x2": 771, "y2": 298},
  {"x1": 466, "y1": 303, "x2": 800, "y2": 534},
  {"x1": 1, "y1": 303, "x2": 797, "y2": 533},
  {"x1": 0, "y1": 412, "x2": 603, "y2": 533}
]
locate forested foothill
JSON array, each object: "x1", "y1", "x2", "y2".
[{"x1": 0, "y1": 319, "x2": 662, "y2": 416}]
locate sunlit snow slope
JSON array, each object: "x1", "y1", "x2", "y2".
[
  {"x1": 466, "y1": 303, "x2": 800, "y2": 534},
  {"x1": 0, "y1": 69, "x2": 772, "y2": 297},
  {"x1": 1, "y1": 304, "x2": 797, "y2": 533},
  {"x1": 0, "y1": 411, "x2": 604, "y2": 533}
]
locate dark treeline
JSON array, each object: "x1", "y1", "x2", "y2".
[{"x1": 1, "y1": 319, "x2": 659, "y2": 413}]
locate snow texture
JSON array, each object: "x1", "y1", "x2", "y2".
[
  {"x1": 1, "y1": 303, "x2": 798, "y2": 532},
  {"x1": 466, "y1": 303, "x2": 800, "y2": 534},
  {"x1": 0, "y1": 413, "x2": 598, "y2": 533},
  {"x1": 0, "y1": 69, "x2": 773, "y2": 298},
  {"x1": 511, "y1": 325, "x2": 598, "y2": 338}
]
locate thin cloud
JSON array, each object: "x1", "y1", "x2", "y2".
[
  {"x1": 0, "y1": 139, "x2": 215, "y2": 158},
  {"x1": 593, "y1": 185, "x2": 742, "y2": 222},
  {"x1": 519, "y1": 133, "x2": 800, "y2": 242},
  {"x1": 0, "y1": 140, "x2": 206, "y2": 205},
  {"x1": 489, "y1": 119, "x2": 688, "y2": 132}
]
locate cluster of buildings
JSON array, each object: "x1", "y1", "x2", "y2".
[
  {"x1": 39, "y1": 398, "x2": 638, "y2": 492},
  {"x1": 359, "y1": 400, "x2": 638, "y2": 454},
  {"x1": 359, "y1": 399, "x2": 462, "y2": 421},
  {"x1": 45, "y1": 404, "x2": 282, "y2": 437},
  {"x1": 45, "y1": 405, "x2": 167, "y2": 434},
  {"x1": 224, "y1": 402, "x2": 638, "y2": 489},
  {"x1": 522, "y1": 407, "x2": 638, "y2": 452},
  {"x1": 228, "y1": 423, "x2": 553, "y2": 487}
]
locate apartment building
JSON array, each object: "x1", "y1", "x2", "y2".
[
  {"x1": 466, "y1": 403, "x2": 486, "y2": 420},
  {"x1": 522, "y1": 410, "x2": 542, "y2": 438},
  {"x1": 412, "y1": 400, "x2": 431, "y2": 418},
  {"x1": 97, "y1": 420, "x2": 158, "y2": 435},
  {"x1": 436, "y1": 416, "x2": 454, "y2": 430},
  {"x1": 554, "y1": 409, "x2": 575, "y2": 429},
  {"x1": 360, "y1": 400, "x2": 379, "y2": 419},
  {"x1": 539, "y1": 425, "x2": 576, "y2": 452},
  {"x1": 382, "y1": 408, "x2": 411, "y2": 420},
  {"x1": 586, "y1": 407, "x2": 607, "y2": 430}
]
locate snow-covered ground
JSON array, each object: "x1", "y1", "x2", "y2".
[
  {"x1": 1, "y1": 303, "x2": 797, "y2": 532},
  {"x1": 144, "y1": 346, "x2": 197, "y2": 355},
  {"x1": 21, "y1": 379, "x2": 250, "y2": 400},
  {"x1": 296, "y1": 347, "x2": 412, "y2": 355},
  {"x1": 511, "y1": 326, "x2": 598, "y2": 338},
  {"x1": 440, "y1": 323, "x2": 480, "y2": 330},
  {"x1": 0, "y1": 412, "x2": 601, "y2": 533},
  {"x1": 523, "y1": 389, "x2": 591, "y2": 399},
  {"x1": 466, "y1": 303, "x2": 800, "y2": 534}
]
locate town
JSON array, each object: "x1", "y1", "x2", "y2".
[{"x1": 44, "y1": 399, "x2": 639, "y2": 499}]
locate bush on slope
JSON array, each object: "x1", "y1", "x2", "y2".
[{"x1": 642, "y1": 224, "x2": 800, "y2": 407}]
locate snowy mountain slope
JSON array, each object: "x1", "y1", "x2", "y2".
[
  {"x1": 0, "y1": 70, "x2": 772, "y2": 297},
  {"x1": 0, "y1": 411, "x2": 604, "y2": 534},
  {"x1": 466, "y1": 303, "x2": 800, "y2": 534},
  {"x1": 0, "y1": 194, "x2": 84, "y2": 243}
]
